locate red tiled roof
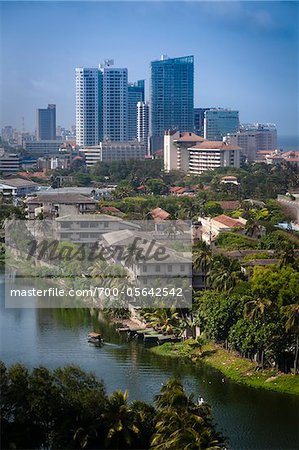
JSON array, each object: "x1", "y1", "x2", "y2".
[
  {"x1": 174, "y1": 132, "x2": 205, "y2": 142},
  {"x1": 213, "y1": 214, "x2": 245, "y2": 228},
  {"x1": 189, "y1": 141, "x2": 242, "y2": 151},
  {"x1": 150, "y1": 207, "x2": 170, "y2": 221},
  {"x1": 101, "y1": 206, "x2": 121, "y2": 213}
]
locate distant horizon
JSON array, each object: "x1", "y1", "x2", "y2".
[{"x1": 0, "y1": 1, "x2": 298, "y2": 136}]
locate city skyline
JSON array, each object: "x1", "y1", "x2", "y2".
[{"x1": 0, "y1": 1, "x2": 298, "y2": 138}]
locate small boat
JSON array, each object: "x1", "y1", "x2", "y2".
[{"x1": 88, "y1": 332, "x2": 104, "y2": 346}]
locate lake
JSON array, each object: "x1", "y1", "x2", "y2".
[{"x1": 0, "y1": 273, "x2": 298, "y2": 449}]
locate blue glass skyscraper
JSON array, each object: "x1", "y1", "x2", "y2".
[{"x1": 150, "y1": 55, "x2": 194, "y2": 151}]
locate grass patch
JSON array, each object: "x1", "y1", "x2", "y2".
[{"x1": 151, "y1": 341, "x2": 299, "y2": 395}]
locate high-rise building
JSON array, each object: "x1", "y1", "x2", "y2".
[
  {"x1": 150, "y1": 55, "x2": 194, "y2": 151},
  {"x1": 76, "y1": 68, "x2": 102, "y2": 146},
  {"x1": 102, "y1": 67, "x2": 128, "y2": 141},
  {"x1": 194, "y1": 108, "x2": 213, "y2": 136},
  {"x1": 36, "y1": 104, "x2": 56, "y2": 141},
  {"x1": 137, "y1": 101, "x2": 149, "y2": 146},
  {"x1": 227, "y1": 123, "x2": 277, "y2": 162},
  {"x1": 128, "y1": 80, "x2": 145, "y2": 140},
  {"x1": 204, "y1": 109, "x2": 239, "y2": 141}
]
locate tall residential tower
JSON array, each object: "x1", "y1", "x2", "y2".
[
  {"x1": 75, "y1": 68, "x2": 102, "y2": 146},
  {"x1": 102, "y1": 67, "x2": 128, "y2": 141}
]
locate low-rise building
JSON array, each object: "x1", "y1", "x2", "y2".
[
  {"x1": 258, "y1": 150, "x2": 299, "y2": 167},
  {"x1": 0, "y1": 178, "x2": 39, "y2": 197},
  {"x1": 56, "y1": 214, "x2": 139, "y2": 244},
  {"x1": 25, "y1": 193, "x2": 97, "y2": 219},
  {"x1": 198, "y1": 214, "x2": 247, "y2": 244},
  {"x1": 81, "y1": 141, "x2": 147, "y2": 166}
]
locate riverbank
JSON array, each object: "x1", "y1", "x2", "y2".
[{"x1": 150, "y1": 341, "x2": 299, "y2": 395}]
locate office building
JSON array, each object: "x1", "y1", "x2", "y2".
[
  {"x1": 76, "y1": 68, "x2": 102, "y2": 146},
  {"x1": 128, "y1": 80, "x2": 145, "y2": 140},
  {"x1": 102, "y1": 67, "x2": 128, "y2": 141},
  {"x1": 137, "y1": 101, "x2": 149, "y2": 146},
  {"x1": 204, "y1": 109, "x2": 239, "y2": 141},
  {"x1": 24, "y1": 140, "x2": 63, "y2": 156},
  {"x1": 194, "y1": 108, "x2": 212, "y2": 136},
  {"x1": 150, "y1": 55, "x2": 194, "y2": 151},
  {"x1": 0, "y1": 153, "x2": 21, "y2": 173},
  {"x1": 227, "y1": 123, "x2": 277, "y2": 162},
  {"x1": 81, "y1": 141, "x2": 147, "y2": 165},
  {"x1": 36, "y1": 104, "x2": 56, "y2": 141}
]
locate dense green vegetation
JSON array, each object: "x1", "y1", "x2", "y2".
[{"x1": 0, "y1": 362, "x2": 224, "y2": 450}]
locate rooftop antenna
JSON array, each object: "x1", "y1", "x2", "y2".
[{"x1": 22, "y1": 116, "x2": 25, "y2": 133}]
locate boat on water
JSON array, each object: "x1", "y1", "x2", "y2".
[{"x1": 87, "y1": 332, "x2": 104, "y2": 346}]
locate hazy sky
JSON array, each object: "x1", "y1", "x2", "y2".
[{"x1": 0, "y1": 1, "x2": 298, "y2": 137}]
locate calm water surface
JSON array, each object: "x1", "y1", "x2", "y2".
[{"x1": 0, "y1": 274, "x2": 298, "y2": 450}]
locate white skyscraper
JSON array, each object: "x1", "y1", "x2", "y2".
[
  {"x1": 75, "y1": 68, "x2": 102, "y2": 146},
  {"x1": 137, "y1": 101, "x2": 149, "y2": 145},
  {"x1": 102, "y1": 67, "x2": 128, "y2": 141}
]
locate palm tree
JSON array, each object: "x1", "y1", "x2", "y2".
[
  {"x1": 143, "y1": 309, "x2": 180, "y2": 335},
  {"x1": 193, "y1": 241, "x2": 212, "y2": 289},
  {"x1": 244, "y1": 296, "x2": 272, "y2": 322},
  {"x1": 151, "y1": 379, "x2": 222, "y2": 450},
  {"x1": 278, "y1": 243, "x2": 297, "y2": 268},
  {"x1": 244, "y1": 295, "x2": 272, "y2": 368},
  {"x1": 102, "y1": 390, "x2": 140, "y2": 448},
  {"x1": 208, "y1": 255, "x2": 245, "y2": 292},
  {"x1": 282, "y1": 303, "x2": 299, "y2": 374}
]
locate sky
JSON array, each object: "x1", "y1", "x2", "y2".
[{"x1": 0, "y1": 1, "x2": 298, "y2": 138}]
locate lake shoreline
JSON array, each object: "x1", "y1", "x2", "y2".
[{"x1": 150, "y1": 341, "x2": 299, "y2": 396}]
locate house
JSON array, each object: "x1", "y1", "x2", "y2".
[
  {"x1": 198, "y1": 214, "x2": 247, "y2": 244},
  {"x1": 150, "y1": 207, "x2": 170, "y2": 222},
  {"x1": 169, "y1": 186, "x2": 195, "y2": 196},
  {"x1": 25, "y1": 193, "x2": 97, "y2": 219},
  {"x1": 100, "y1": 206, "x2": 124, "y2": 217},
  {"x1": 0, "y1": 178, "x2": 40, "y2": 198}
]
